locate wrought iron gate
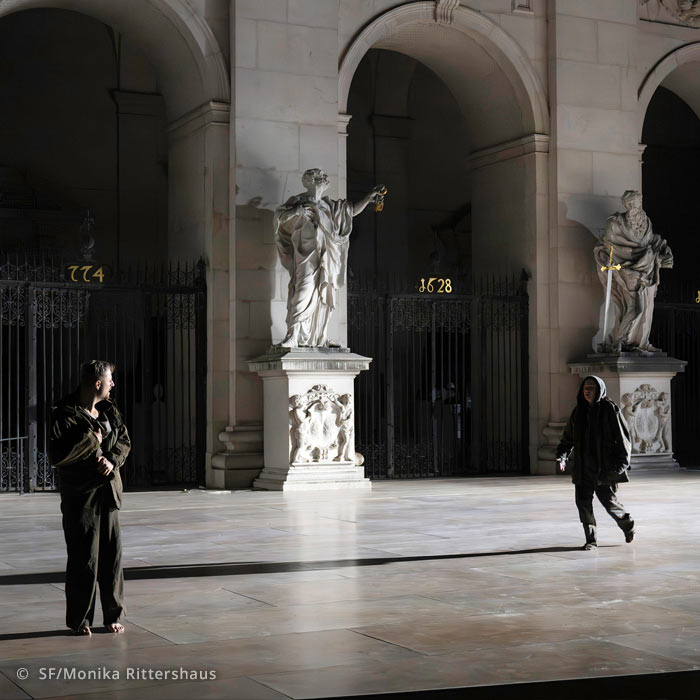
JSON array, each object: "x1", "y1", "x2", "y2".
[
  {"x1": 348, "y1": 273, "x2": 529, "y2": 478},
  {"x1": 651, "y1": 279, "x2": 700, "y2": 468},
  {"x1": 0, "y1": 255, "x2": 206, "y2": 492}
]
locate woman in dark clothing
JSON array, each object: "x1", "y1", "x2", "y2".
[{"x1": 556, "y1": 375, "x2": 635, "y2": 550}]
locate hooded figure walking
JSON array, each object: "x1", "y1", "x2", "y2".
[{"x1": 556, "y1": 376, "x2": 635, "y2": 550}]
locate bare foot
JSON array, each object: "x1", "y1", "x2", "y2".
[
  {"x1": 106, "y1": 622, "x2": 125, "y2": 634},
  {"x1": 73, "y1": 625, "x2": 91, "y2": 636}
]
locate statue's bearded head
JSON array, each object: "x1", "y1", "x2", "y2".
[
  {"x1": 621, "y1": 190, "x2": 647, "y2": 237},
  {"x1": 301, "y1": 168, "x2": 329, "y2": 193},
  {"x1": 621, "y1": 190, "x2": 642, "y2": 212}
]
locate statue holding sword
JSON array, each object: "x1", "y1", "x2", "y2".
[{"x1": 594, "y1": 190, "x2": 673, "y2": 354}]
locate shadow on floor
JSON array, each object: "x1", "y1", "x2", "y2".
[
  {"x1": 0, "y1": 545, "x2": 600, "y2": 585},
  {"x1": 333, "y1": 669, "x2": 700, "y2": 700}
]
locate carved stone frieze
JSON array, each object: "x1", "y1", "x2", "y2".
[
  {"x1": 289, "y1": 385, "x2": 354, "y2": 464},
  {"x1": 642, "y1": 0, "x2": 700, "y2": 26},
  {"x1": 621, "y1": 384, "x2": 672, "y2": 454},
  {"x1": 435, "y1": 0, "x2": 459, "y2": 24}
]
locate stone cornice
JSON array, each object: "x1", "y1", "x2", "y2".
[
  {"x1": 167, "y1": 101, "x2": 231, "y2": 142},
  {"x1": 569, "y1": 353, "x2": 687, "y2": 375},
  {"x1": 467, "y1": 133, "x2": 550, "y2": 170},
  {"x1": 248, "y1": 347, "x2": 372, "y2": 374},
  {"x1": 112, "y1": 91, "x2": 164, "y2": 117}
]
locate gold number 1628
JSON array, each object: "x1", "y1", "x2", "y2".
[{"x1": 419, "y1": 277, "x2": 452, "y2": 294}]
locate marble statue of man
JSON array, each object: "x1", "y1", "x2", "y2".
[
  {"x1": 274, "y1": 168, "x2": 384, "y2": 348},
  {"x1": 594, "y1": 190, "x2": 673, "y2": 353}
]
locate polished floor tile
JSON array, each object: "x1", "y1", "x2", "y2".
[{"x1": 1, "y1": 471, "x2": 700, "y2": 698}]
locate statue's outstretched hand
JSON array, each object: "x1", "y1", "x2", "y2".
[{"x1": 371, "y1": 184, "x2": 386, "y2": 201}]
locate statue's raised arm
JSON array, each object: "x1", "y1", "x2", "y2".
[{"x1": 274, "y1": 168, "x2": 385, "y2": 348}]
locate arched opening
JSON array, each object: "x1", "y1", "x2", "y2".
[
  {"x1": 642, "y1": 79, "x2": 700, "y2": 280},
  {"x1": 0, "y1": 8, "x2": 167, "y2": 265},
  {"x1": 0, "y1": 3, "x2": 229, "y2": 490},
  {"x1": 344, "y1": 9, "x2": 546, "y2": 478},
  {"x1": 643, "y1": 62, "x2": 700, "y2": 468},
  {"x1": 347, "y1": 49, "x2": 472, "y2": 285}
]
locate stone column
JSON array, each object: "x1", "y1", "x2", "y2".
[
  {"x1": 248, "y1": 348, "x2": 371, "y2": 490},
  {"x1": 167, "y1": 101, "x2": 231, "y2": 485}
]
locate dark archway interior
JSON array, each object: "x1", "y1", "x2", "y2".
[
  {"x1": 642, "y1": 86, "x2": 700, "y2": 281},
  {"x1": 347, "y1": 49, "x2": 472, "y2": 288},
  {"x1": 0, "y1": 8, "x2": 167, "y2": 266}
]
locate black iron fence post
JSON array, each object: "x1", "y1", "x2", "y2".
[
  {"x1": 195, "y1": 258, "x2": 207, "y2": 487},
  {"x1": 26, "y1": 284, "x2": 38, "y2": 492}
]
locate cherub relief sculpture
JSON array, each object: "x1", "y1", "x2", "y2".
[
  {"x1": 289, "y1": 394, "x2": 313, "y2": 463},
  {"x1": 334, "y1": 394, "x2": 354, "y2": 462},
  {"x1": 288, "y1": 386, "x2": 355, "y2": 463}
]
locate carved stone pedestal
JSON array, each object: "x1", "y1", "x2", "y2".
[
  {"x1": 248, "y1": 347, "x2": 372, "y2": 490},
  {"x1": 569, "y1": 353, "x2": 687, "y2": 469}
]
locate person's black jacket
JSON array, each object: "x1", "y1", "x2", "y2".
[
  {"x1": 49, "y1": 392, "x2": 131, "y2": 509},
  {"x1": 556, "y1": 375, "x2": 631, "y2": 485}
]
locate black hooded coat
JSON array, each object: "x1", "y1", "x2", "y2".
[{"x1": 556, "y1": 375, "x2": 632, "y2": 485}]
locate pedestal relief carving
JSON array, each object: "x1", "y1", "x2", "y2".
[
  {"x1": 289, "y1": 386, "x2": 354, "y2": 464},
  {"x1": 621, "y1": 384, "x2": 672, "y2": 454}
]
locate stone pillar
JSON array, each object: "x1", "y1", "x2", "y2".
[
  {"x1": 248, "y1": 348, "x2": 371, "y2": 490},
  {"x1": 569, "y1": 353, "x2": 687, "y2": 468},
  {"x1": 167, "y1": 101, "x2": 231, "y2": 484},
  {"x1": 112, "y1": 91, "x2": 167, "y2": 265}
]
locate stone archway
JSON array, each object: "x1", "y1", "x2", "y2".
[
  {"x1": 638, "y1": 42, "x2": 700, "y2": 137},
  {"x1": 0, "y1": 0, "x2": 228, "y2": 119},
  {"x1": 339, "y1": 2, "x2": 550, "y2": 472},
  {"x1": 0, "y1": 0, "x2": 232, "y2": 480}
]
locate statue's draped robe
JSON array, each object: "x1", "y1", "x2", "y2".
[
  {"x1": 274, "y1": 195, "x2": 353, "y2": 347},
  {"x1": 595, "y1": 213, "x2": 673, "y2": 351}
]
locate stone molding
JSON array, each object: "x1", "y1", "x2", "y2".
[
  {"x1": 167, "y1": 100, "x2": 230, "y2": 142},
  {"x1": 467, "y1": 133, "x2": 550, "y2": 170},
  {"x1": 435, "y1": 0, "x2": 459, "y2": 24},
  {"x1": 112, "y1": 91, "x2": 165, "y2": 117},
  {"x1": 569, "y1": 353, "x2": 687, "y2": 376},
  {"x1": 248, "y1": 347, "x2": 372, "y2": 374},
  {"x1": 512, "y1": 0, "x2": 534, "y2": 14},
  {"x1": 337, "y1": 1, "x2": 550, "y2": 137},
  {"x1": 337, "y1": 113, "x2": 352, "y2": 136}
]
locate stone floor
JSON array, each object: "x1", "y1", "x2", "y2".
[{"x1": 1, "y1": 471, "x2": 700, "y2": 699}]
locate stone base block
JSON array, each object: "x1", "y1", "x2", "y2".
[
  {"x1": 631, "y1": 453, "x2": 679, "y2": 470},
  {"x1": 253, "y1": 462, "x2": 371, "y2": 491},
  {"x1": 210, "y1": 451, "x2": 264, "y2": 489},
  {"x1": 248, "y1": 347, "x2": 372, "y2": 492}
]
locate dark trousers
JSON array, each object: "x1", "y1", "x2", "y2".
[
  {"x1": 61, "y1": 485, "x2": 124, "y2": 629},
  {"x1": 575, "y1": 481, "x2": 634, "y2": 533}
]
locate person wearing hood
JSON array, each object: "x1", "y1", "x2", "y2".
[
  {"x1": 49, "y1": 360, "x2": 131, "y2": 635},
  {"x1": 556, "y1": 375, "x2": 635, "y2": 550}
]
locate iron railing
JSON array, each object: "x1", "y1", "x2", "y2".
[
  {"x1": 0, "y1": 254, "x2": 206, "y2": 492},
  {"x1": 651, "y1": 279, "x2": 700, "y2": 468},
  {"x1": 348, "y1": 271, "x2": 529, "y2": 478}
]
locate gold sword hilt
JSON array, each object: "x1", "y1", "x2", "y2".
[{"x1": 601, "y1": 244, "x2": 621, "y2": 272}]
